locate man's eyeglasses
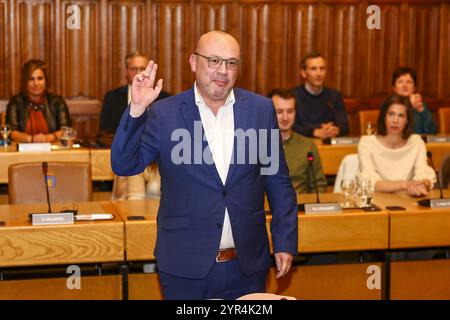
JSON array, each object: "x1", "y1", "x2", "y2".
[
  {"x1": 194, "y1": 52, "x2": 240, "y2": 70},
  {"x1": 128, "y1": 66, "x2": 146, "y2": 73}
]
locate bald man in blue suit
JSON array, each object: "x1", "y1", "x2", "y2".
[{"x1": 111, "y1": 30, "x2": 298, "y2": 300}]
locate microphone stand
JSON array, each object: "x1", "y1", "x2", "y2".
[
  {"x1": 417, "y1": 151, "x2": 447, "y2": 207},
  {"x1": 307, "y1": 154, "x2": 320, "y2": 203},
  {"x1": 42, "y1": 162, "x2": 52, "y2": 213}
]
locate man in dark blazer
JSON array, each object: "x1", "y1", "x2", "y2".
[
  {"x1": 111, "y1": 31, "x2": 298, "y2": 300},
  {"x1": 291, "y1": 52, "x2": 349, "y2": 139},
  {"x1": 99, "y1": 52, "x2": 170, "y2": 134}
]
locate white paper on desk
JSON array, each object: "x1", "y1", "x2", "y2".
[
  {"x1": 75, "y1": 214, "x2": 115, "y2": 221},
  {"x1": 18, "y1": 143, "x2": 51, "y2": 152}
]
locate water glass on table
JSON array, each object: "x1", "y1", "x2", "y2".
[{"x1": 341, "y1": 179, "x2": 356, "y2": 207}]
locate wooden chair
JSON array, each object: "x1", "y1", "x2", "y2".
[
  {"x1": 440, "y1": 154, "x2": 450, "y2": 189},
  {"x1": 8, "y1": 162, "x2": 92, "y2": 204},
  {"x1": 358, "y1": 110, "x2": 380, "y2": 135},
  {"x1": 438, "y1": 107, "x2": 450, "y2": 134},
  {"x1": 111, "y1": 175, "x2": 128, "y2": 201},
  {"x1": 0, "y1": 111, "x2": 5, "y2": 126}
]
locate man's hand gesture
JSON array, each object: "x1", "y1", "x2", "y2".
[{"x1": 130, "y1": 60, "x2": 163, "y2": 118}]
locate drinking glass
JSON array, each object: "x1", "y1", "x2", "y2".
[
  {"x1": 341, "y1": 179, "x2": 356, "y2": 207},
  {"x1": 60, "y1": 126, "x2": 77, "y2": 147},
  {"x1": 365, "y1": 121, "x2": 375, "y2": 135},
  {"x1": 1, "y1": 125, "x2": 11, "y2": 148},
  {"x1": 356, "y1": 178, "x2": 373, "y2": 207}
]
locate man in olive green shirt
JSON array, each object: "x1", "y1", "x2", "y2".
[{"x1": 269, "y1": 89, "x2": 328, "y2": 194}]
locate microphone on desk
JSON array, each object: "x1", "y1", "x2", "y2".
[
  {"x1": 42, "y1": 162, "x2": 53, "y2": 213},
  {"x1": 417, "y1": 151, "x2": 446, "y2": 207},
  {"x1": 298, "y1": 151, "x2": 331, "y2": 212},
  {"x1": 307, "y1": 151, "x2": 320, "y2": 204},
  {"x1": 29, "y1": 162, "x2": 75, "y2": 225}
]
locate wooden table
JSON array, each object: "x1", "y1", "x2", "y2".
[
  {"x1": 2, "y1": 192, "x2": 450, "y2": 300},
  {"x1": 315, "y1": 140, "x2": 450, "y2": 176},
  {"x1": 0, "y1": 139, "x2": 447, "y2": 185},
  {"x1": 0, "y1": 146, "x2": 114, "y2": 183},
  {"x1": 112, "y1": 199, "x2": 158, "y2": 261},
  {"x1": 0, "y1": 146, "x2": 90, "y2": 184},
  {"x1": 294, "y1": 193, "x2": 389, "y2": 253},
  {"x1": 90, "y1": 149, "x2": 114, "y2": 181},
  {"x1": 373, "y1": 190, "x2": 450, "y2": 300},
  {"x1": 0, "y1": 201, "x2": 125, "y2": 299},
  {"x1": 0, "y1": 201, "x2": 124, "y2": 267}
]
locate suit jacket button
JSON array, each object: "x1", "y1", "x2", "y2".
[
  {"x1": 223, "y1": 191, "x2": 227, "y2": 197},
  {"x1": 217, "y1": 223, "x2": 222, "y2": 229}
]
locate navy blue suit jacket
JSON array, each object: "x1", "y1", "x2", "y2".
[{"x1": 111, "y1": 87, "x2": 298, "y2": 279}]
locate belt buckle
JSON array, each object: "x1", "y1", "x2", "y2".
[{"x1": 216, "y1": 251, "x2": 222, "y2": 263}]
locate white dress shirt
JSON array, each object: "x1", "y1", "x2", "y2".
[
  {"x1": 194, "y1": 83, "x2": 236, "y2": 249},
  {"x1": 127, "y1": 85, "x2": 132, "y2": 104}
]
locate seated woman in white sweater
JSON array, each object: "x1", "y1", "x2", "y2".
[{"x1": 358, "y1": 94, "x2": 436, "y2": 196}]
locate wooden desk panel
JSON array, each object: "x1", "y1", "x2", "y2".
[
  {"x1": 0, "y1": 147, "x2": 90, "y2": 184},
  {"x1": 391, "y1": 259, "x2": 450, "y2": 300},
  {"x1": 0, "y1": 275, "x2": 122, "y2": 300},
  {"x1": 294, "y1": 194, "x2": 389, "y2": 253},
  {"x1": 127, "y1": 264, "x2": 384, "y2": 300},
  {"x1": 374, "y1": 190, "x2": 450, "y2": 249},
  {"x1": 90, "y1": 149, "x2": 114, "y2": 181},
  {"x1": 266, "y1": 263, "x2": 383, "y2": 300},
  {"x1": 0, "y1": 201, "x2": 124, "y2": 267},
  {"x1": 112, "y1": 200, "x2": 158, "y2": 261}
]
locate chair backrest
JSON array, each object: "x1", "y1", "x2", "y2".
[
  {"x1": 440, "y1": 154, "x2": 450, "y2": 190},
  {"x1": 358, "y1": 110, "x2": 380, "y2": 135},
  {"x1": 111, "y1": 175, "x2": 128, "y2": 201},
  {"x1": 438, "y1": 107, "x2": 450, "y2": 134},
  {"x1": 8, "y1": 162, "x2": 92, "y2": 204},
  {"x1": 334, "y1": 154, "x2": 360, "y2": 193}
]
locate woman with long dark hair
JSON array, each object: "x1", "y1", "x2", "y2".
[
  {"x1": 358, "y1": 94, "x2": 436, "y2": 196},
  {"x1": 6, "y1": 59, "x2": 71, "y2": 143}
]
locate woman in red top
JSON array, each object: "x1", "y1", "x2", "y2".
[{"x1": 6, "y1": 59, "x2": 71, "y2": 143}]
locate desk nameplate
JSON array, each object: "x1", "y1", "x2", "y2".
[{"x1": 31, "y1": 212, "x2": 74, "y2": 225}]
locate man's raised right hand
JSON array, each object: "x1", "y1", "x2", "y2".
[{"x1": 130, "y1": 60, "x2": 163, "y2": 118}]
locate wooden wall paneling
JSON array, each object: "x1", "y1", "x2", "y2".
[
  {"x1": 405, "y1": 3, "x2": 440, "y2": 98},
  {"x1": 107, "y1": 0, "x2": 147, "y2": 92},
  {"x1": 0, "y1": 0, "x2": 7, "y2": 99},
  {"x1": 13, "y1": 1, "x2": 54, "y2": 94},
  {"x1": 436, "y1": 2, "x2": 450, "y2": 99},
  {"x1": 255, "y1": 3, "x2": 271, "y2": 94},
  {"x1": 321, "y1": 2, "x2": 359, "y2": 98},
  {"x1": 191, "y1": 0, "x2": 236, "y2": 90},
  {"x1": 62, "y1": 1, "x2": 99, "y2": 99},
  {"x1": 0, "y1": 0, "x2": 448, "y2": 119},
  {"x1": 364, "y1": 2, "x2": 402, "y2": 98},
  {"x1": 154, "y1": 0, "x2": 192, "y2": 94},
  {"x1": 99, "y1": 0, "x2": 108, "y2": 100},
  {"x1": 194, "y1": 1, "x2": 231, "y2": 35},
  {"x1": 285, "y1": 2, "x2": 320, "y2": 91},
  {"x1": 239, "y1": 2, "x2": 271, "y2": 94}
]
